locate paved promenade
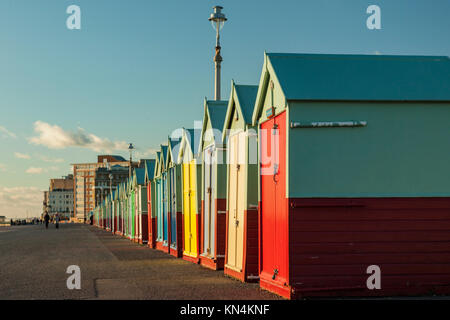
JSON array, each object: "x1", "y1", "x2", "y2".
[{"x1": 0, "y1": 224, "x2": 280, "y2": 300}]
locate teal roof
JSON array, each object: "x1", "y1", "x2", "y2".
[
  {"x1": 266, "y1": 53, "x2": 450, "y2": 101},
  {"x1": 185, "y1": 128, "x2": 201, "y2": 155},
  {"x1": 161, "y1": 145, "x2": 168, "y2": 167},
  {"x1": 200, "y1": 99, "x2": 228, "y2": 149},
  {"x1": 234, "y1": 84, "x2": 259, "y2": 124},
  {"x1": 145, "y1": 159, "x2": 155, "y2": 181},
  {"x1": 134, "y1": 168, "x2": 146, "y2": 185},
  {"x1": 168, "y1": 137, "x2": 182, "y2": 164},
  {"x1": 207, "y1": 100, "x2": 228, "y2": 130}
]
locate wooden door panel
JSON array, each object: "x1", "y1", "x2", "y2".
[
  {"x1": 236, "y1": 131, "x2": 247, "y2": 270},
  {"x1": 163, "y1": 173, "x2": 168, "y2": 243},
  {"x1": 210, "y1": 149, "x2": 216, "y2": 257},
  {"x1": 203, "y1": 149, "x2": 211, "y2": 255},
  {"x1": 170, "y1": 168, "x2": 177, "y2": 246},
  {"x1": 183, "y1": 164, "x2": 191, "y2": 254},
  {"x1": 274, "y1": 112, "x2": 288, "y2": 283},
  {"x1": 189, "y1": 160, "x2": 198, "y2": 255},
  {"x1": 227, "y1": 134, "x2": 238, "y2": 267},
  {"x1": 261, "y1": 117, "x2": 276, "y2": 278}
]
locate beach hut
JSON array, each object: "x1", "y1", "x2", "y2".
[
  {"x1": 133, "y1": 167, "x2": 148, "y2": 244},
  {"x1": 119, "y1": 181, "x2": 127, "y2": 236},
  {"x1": 112, "y1": 190, "x2": 118, "y2": 234},
  {"x1": 155, "y1": 146, "x2": 170, "y2": 252},
  {"x1": 167, "y1": 135, "x2": 183, "y2": 257},
  {"x1": 145, "y1": 159, "x2": 156, "y2": 248},
  {"x1": 222, "y1": 81, "x2": 259, "y2": 282},
  {"x1": 131, "y1": 176, "x2": 137, "y2": 241},
  {"x1": 117, "y1": 183, "x2": 123, "y2": 235},
  {"x1": 106, "y1": 192, "x2": 112, "y2": 232},
  {"x1": 114, "y1": 184, "x2": 122, "y2": 235},
  {"x1": 252, "y1": 52, "x2": 450, "y2": 299},
  {"x1": 178, "y1": 128, "x2": 202, "y2": 263},
  {"x1": 199, "y1": 98, "x2": 228, "y2": 270},
  {"x1": 101, "y1": 200, "x2": 105, "y2": 229},
  {"x1": 126, "y1": 176, "x2": 134, "y2": 240}
]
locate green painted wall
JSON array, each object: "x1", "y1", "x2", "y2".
[{"x1": 288, "y1": 101, "x2": 450, "y2": 197}]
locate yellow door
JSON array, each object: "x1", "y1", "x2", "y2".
[
  {"x1": 226, "y1": 132, "x2": 246, "y2": 271},
  {"x1": 227, "y1": 134, "x2": 238, "y2": 268},
  {"x1": 183, "y1": 160, "x2": 198, "y2": 257},
  {"x1": 236, "y1": 131, "x2": 247, "y2": 270},
  {"x1": 189, "y1": 160, "x2": 198, "y2": 255},
  {"x1": 183, "y1": 163, "x2": 191, "y2": 255}
]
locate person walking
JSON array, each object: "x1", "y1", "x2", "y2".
[
  {"x1": 55, "y1": 214, "x2": 60, "y2": 229},
  {"x1": 44, "y1": 213, "x2": 50, "y2": 229}
]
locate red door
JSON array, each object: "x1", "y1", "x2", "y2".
[{"x1": 260, "y1": 111, "x2": 288, "y2": 287}]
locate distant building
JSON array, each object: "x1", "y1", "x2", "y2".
[
  {"x1": 94, "y1": 165, "x2": 129, "y2": 207},
  {"x1": 45, "y1": 175, "x2": 74, "y2": 220},
  {"x1": 0, "y1": 216, "x2": 6, "y2": 224},
  {"x1": 72, "y1": 155, "x2": 136, "y2": 223}
]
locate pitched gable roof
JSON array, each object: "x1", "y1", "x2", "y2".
[
  {"x1": 223, "y1": 80, "x2": 258, "y2": 141},
  {"x1": 134, "y1": 168, "x2": 146, "y2": 186},
  {"x1": 168, "y1": 136, "x2": 182, "y2": 166},
  {"x1": 253, "y1": 52, "x2": 450, "y2": 124},
  {"x1": 144, "y1": 159, "x2": 156, "y2": 183},
  {"x1": 199, "y1": 98, "x2": 228, "y2": 150}
]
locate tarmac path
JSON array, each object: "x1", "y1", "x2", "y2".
[{"x1": 0, "y1": 224, "x2": 280, "y2": 300}]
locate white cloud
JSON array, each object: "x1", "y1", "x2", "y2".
[
  {"x1": 14, "y1": 152, "x2": 31, "y2": 159},
  {"x1": 0, "y1": 126, "x2": 16, "y2": 139},
  {"x1": 40, "y1": 156, "x2": 65, "y2": 163},
  {"x1": 26, "y1": 167, "x2": 45, "y2": 174},
  {"x1": 0, "y1": 186, "x2": 43, "y2": 219},
  {"x1": 29, "y1": 121, "x2": 129, "y2": 153},
  {"x1": 0, "y1": 163, "x2": 6, "y2": 172},
  {"x1": 135, "y1": 148, "x2": 158, "y2": 158}
]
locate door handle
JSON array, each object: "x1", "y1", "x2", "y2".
[{"x1": 272, "y1": 268, "x2": 279, "y2": 280}]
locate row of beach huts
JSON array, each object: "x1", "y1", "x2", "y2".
[{"x1": 92, "y1": 52, "x2": 450, "y2": 299}]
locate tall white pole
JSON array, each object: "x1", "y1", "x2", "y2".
[{"x1": 214, "y1": 28, "x2": 222, "y2": 101}]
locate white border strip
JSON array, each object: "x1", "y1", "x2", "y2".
[{"x1": 290, "y1": 121, "x2": 367, "y2": 128}]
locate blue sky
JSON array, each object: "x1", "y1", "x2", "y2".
[{"x1": 0, "y1": 0, "x2": 449, "y2": 218}]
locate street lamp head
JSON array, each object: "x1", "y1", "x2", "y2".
[
  {"x1": 128, "y1": 143, "x2": 134, "y2": 151},
  {"x1": 209, "y1": 6, "x2": 227, "y2": 31}
]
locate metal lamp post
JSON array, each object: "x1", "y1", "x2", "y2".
[
  {"x1": 128, "y1": 143, "x2": 134, "y2": 179},
  {"x1": 209, "y1": 6, "x2": 227, "y2": 101}
]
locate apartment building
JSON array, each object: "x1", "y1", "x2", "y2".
[
  {"x1": 43, "y1": 174, "x2": 74, "y2": 220},
  {"x1": 72, "y1": 155, "x2": 134, "y2": 223}
]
